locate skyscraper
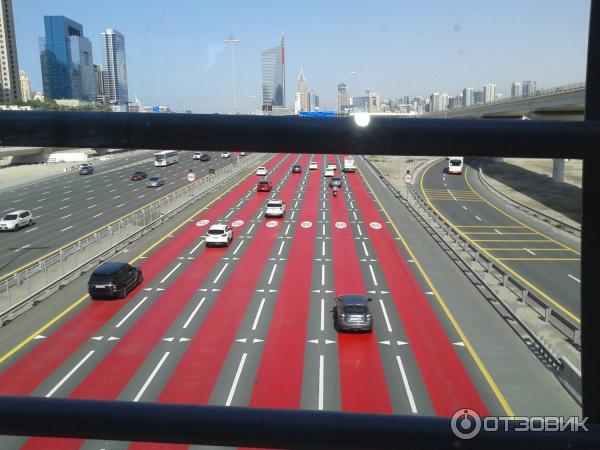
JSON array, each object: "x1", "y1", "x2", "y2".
[
  {"x1": 511, "y1": 81, "x2": 522, "y2": 98},
  {"x1": 101, "y1": 28, "x2": 128, "y2": 104},
  {"x1": 19, "y1": 70, "x2": 31, "y2": 101},
  {"x1": 337, "y1": 83, "x2": 350, "y2": 113},
  {"x1": 473, "y1": 90, "x2": 484, "y2": 104},
  {"x1": 296, "y1": 66, "x2": 309, "y2": 112},
  {"x1": 483, "y1": 83, "x2": 496, "y2": 103},
  {"x1": 522, "y1": 80, "x2": 537, "y2": 97},
  {"x1": 430, "y1": 92, "x2": 440, "y2": 112},
  {"x1": 462, "y1": 87, "x2": 474, "y2": 107},
  {"x1": 261, "y1": 34, "x2": 285, "y2": 110},
  {"x1": 94, "y1": 64, "x2": 105, "y2": 103},
  {"x1": 40, "y1": 16, "x2": 95, "y2": 101},
  {"x1": 0, "y1": 0, "x2": 22, "y2": 104}
]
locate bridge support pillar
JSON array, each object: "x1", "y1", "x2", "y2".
[{"x1": 552, "y1": 158, "x2": 565, "y2": 183}]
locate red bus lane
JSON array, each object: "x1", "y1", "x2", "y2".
[
  {"x1": 20, "y1": 155, "x2": 291, "y2": 450},
  {"x1": 348, "y1": 170, "x2": 489, "y2": 416},
  {"x1": 0, "y1": 154, "x2": 284, "y2": 397},
  {"x1": 249, "y1": 159, "x2": 319, "y2": 409},
  {"x1": 329, "y1": 164, "x2": 392, "y2": 414}
]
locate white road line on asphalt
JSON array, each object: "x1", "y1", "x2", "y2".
[
  {"x1": 236, "y1": 200, "x2": 243, "y2": 207},
  {"x1": 60, "y1": 226, "x2": 73, "y2": 232},
  {"x1": 213, "y1": 263, "x2": 229, "y2": 284},
  {"x1": 62, "y1": 197, "x2": 71, "y2": 202},
  {"x1": 252, "y1": 298, "x2": 266, "y2": 331},
  {"x1": 46, "y1": 350, "x2": 95, "y2": 398},
  {"x1": 294, "y1": 201, "x2": 299, "y2": 209},
  {"x1": 160, "y1": 263, "x2": 182, "y2": 283},
  {"x1": 322, "y1": 241, "x2": 325, "y2": 256},
  {"x1": 349, "y1": 201, "x2": 354, "y2": 209},
  {"x1": 290, "y1": 210, "x2": 295, "y2": 220},
  {"x1": 369, "y1": 265, "x2": 378, "y2": 286},
  {"x1": 353, "y1": 211, "x2": 358, "y2": 221},
  {"x1": 138, "y1": 194, "x2": 146, "y2": 198},
  {"x1": 116, "y1": 296, "x2": 149, "y2": 328},
  {"x1": 285, "y1": 223, "x2": 291, "y2": 235},
  {"x1": 268, "y1": 264, "x2": 277, "y2": 285},
  {"x1": 189, "y1": 240, "x2": 205, "y2": 254},
  {"x1": 379, "y1": 300, "x2": 392, "y2": 333},
  {"x1": 226, "y1": 353, "x2": 248, "y2": 406},
  {"x1": 32, "y1": 206, "x2": 43, "y2": 211},
  {"x1": 525, "y1": 248, "x2": 536, "y2": 256},
  {"x1": 475, "y1": 216, "x2": 482, "y2": 221},
  {"x1": 40, "y1": 191, "x2": 49, "y2": 195},
  {"x1": 59, "y1": 205, "x2": 69, "y2": 210},
  {"x1": 494, "y1": 229, "x2": 502, "y2": 235},
  {"x1": 318, "y1": 354, "x2": 324, "y2": 410},
  {"x1": 114, "y1": 195, "x2": 121, "y2": 199},
  {"x1": 356, "y1": 225, "x2": 363, "y2": 236},
  {"x1": 278, "y1": 241, "x2": 285, "y2": 256},
  {"x1": 447, "y1": 190, "x2": 457, "y2": 201},
  {"x1": 86, "y1": 196, "x2": 95, "y2": 200},
  {"x1": 183, "y1": 297, "x2": 206, "y2": 329},
  {"x1": 36, "y1": 198, "x2": 46, "y2": 203},
  {"x1": 87, "y1": 204, "x2": 97, "y2": 209},
  {"x1": 322, "y1": 211, "x2": 325, "y2": 221},
  {"x1": 93, "y1": 212, "x2": 104, "y2": 218},
  {"x1": 322, "y1": 201, "x2": 326, "y2": 209},
  {"x1": 24, "y1": 227, "x2": 38, "y2": 234},
  {"x1": 87, "y1": 189, "x2": 95, "y2": 193},
  {"x1": 568, "y1": 274, "x2": 581, "y2": 283},
  {"x1": 396, "y1": 355, "x2": 418, "y2": 413},
  {"x1": 14, "y1": 244, "x2": 31, "y2": 252},
  {"x1": 320, "y1": 299, "x2": 325, "y2": 331},
  {"x1": 116, "y1": 203, "x2": 125, "y2": 208},
  {"x1": 134, "y1": 352, "x2": 170, "y2": 402},
  {"x1": 233, "y1": 240, "x2": 244, "y2": 255},
  {"x1": 225, "y1": 210, "x2": 234, "y2": 219},
  {"x1": 361, "y1": 241, "x2": 369, "y2": 257},
  {"x1": 322, "y1": 223, "x2": 326, "y2": 235},
  {"x1": 321, "y1": 264, "x2": 326, "y2": 286},
  {"x1": 108, "y1": 188, "x2": 117, "y2": 193},
  {"x1": 462, "y1": 205, "x2": 467, "y2": 210},
  {"x1": 246, "y1": 223, "x2": 255, "y2": 235}
]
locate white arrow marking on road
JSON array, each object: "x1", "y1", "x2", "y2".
[
  {"x1": 453, "y1": 341, "x2": 465, "y2": 347},
  {"x1": 312, "y1": 289, "x2": 320, "y2": 293},
  {"x1": 235, "y1": 338, "x2": 247, "y2": 343},
  {"x1": 108, "y1": 337, "x2": 119, "y2": 341},
  {"x1": 396, "y1": 341, "x2": 409, "y2": 346},
  {"x1": 179, "y1": 337, "x2": 191, "y2": 342},
  {"x1": 308, "y1": 339, "x2": 319, "y2": 344},
  {"x1": 379, "y1": 340, "x2": 391, "y2": 345},
  {"x1": 91, "y1": 336, "x2": 103, "y2": 341},
  {"x1": 162, "y1": 337, "x2": 174, "y2": 342},
  {"x1": 252, "y1": 338, "x2": 264, "y2": 343},
  {"x1": 325, "y1": 340, "x2": 336, "y2": 344},
  {"x1": 425, "y1": 291, "x2": 434, "y2": 295},
  {"x1": 34, "y1": 335, "x2": 46, "y2": 340}
]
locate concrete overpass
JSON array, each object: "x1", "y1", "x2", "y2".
[{"x1": 0, "y1": 147, "x2": 130, "y2": 164}]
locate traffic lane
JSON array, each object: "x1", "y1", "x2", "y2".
[{"x1": 359, "y1": 156, "x2": 581, "y2": 417}]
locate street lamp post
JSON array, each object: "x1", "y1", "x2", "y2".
[{"x1": 224, "y1": 36, "x2": 240, "y2": 114}]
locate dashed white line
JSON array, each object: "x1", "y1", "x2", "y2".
[
  {"x1": 86, "y1": 196, "x2": 95, "y2": 201},
  {"x1": 290, "y1": 211, "x2": 296, "y2": 220},
  {"x1": 31, "y1": 206, "x2": 43, "y2": 211},
  {"x1": 59, "y1": 205, "x2": 69, "y2": 210},
  {"x1": 320, "y1": 299, "x2": 325, "y2": 331},
  {"x1": 379, "y1": 300, "x2": 392, "y2": 333},
  {"x1": 160, "y1": 262, "x2": 182, "y2": 283},
  {"x1": 322, "y1": 241, "x2": 325, "y2": 256},
  {"x1": 225, "y1": 210, "x2": 234, "y2": 219},
  {"x1": 525, "y1": 248, "x2": 536, "y2": 256},
  {"x1": 14, "y1": 244, "x2": 31, "y2": 252},
  {"x1": 252, "y1": 298, "x2": 266, "y2": 331},
  {"x1": 353, "y1": 211, "x2": 358, "y2": 221},
  {"x1": 361, "y1": 241, "x2": 369, "y2": 257},
  {"x1": 267, "y1": 264, "x2": 277, "y2": 285},
  {"x1": 321, "y1": 264, "x2": 326, "y2": 286},
  {"x1": 368, "y1": 265, "x2": 378, "y2": 286},
  {"x1": 93, "y1": 212, "x2": 104, "y2": 218},
  {"x1": 233, "y1": 241, "x2": 244, "y2": 255},
  {"x1": 278, "y1": 241, "x2": 285, "y2": 256},
  {"x1": 294, "y1": 201, "x2": 299, "y2": 209},
  {"x1": 356, "y1": 225, "x2": 363, "y2": 236},
  {"x1": 46, "y1": 350, "x2": 95, "y2": 397},
  {"x1": 24, "y1": 227, "x2": 38, "y2": 234},
  {"x1": 189, "y1": 240, "x2": 205, "y2": 254},
  {"x1": 568, "y1": 274, "x2": 581, "y2": 283},
  {"x1": 396, "y1": 355, "x2": 418, "y2": 413},
  {"x1": 318, "y1": 354, "x2": 324, "y2": 410},
  {"x1": 494, "y1": 229, "x2": 502, "y2": 235},
  {"x1": 87, "y1": 204, "x2": 97, "y2": 209},
  {"x1": 62, "y1": 197, "x2": 71, "y2": 202},
  {"x1": 226, "y1": 353, "x2": 248, "y2": 406},
  {"x1": 447, "y1": 190, "x2": 457, "y2": 201},
  {"x1": 322, "y1": 224, "x2": 326, "y2": 235},
  {"x1": 246, "y1": 223, "x2": 255, "y2": 235},
  {"x1": 462, "y1": 205, "x2": 468, "y2": 210},
  {"x1": 116, "y1": 296, "x2": 149, "y2": 328},
  {"x1": 116, "y1": 203, "x2": 125, "y2": 208},
  {"x1": 285, "y1": 223, "x2": 291, "y2": 235},
  {"x1": 60, "y1": 226, "x2": 73, "y2": 232},
  {"x1": 134, "y1": 352, "x2": 170, "y2": 402},
  {"x1": 183, "y1": 297, "x2": 206, "y2": 329},
  {"x1": 213, "y1": 263, "x2": 229, "y2": 284},
  {"x1": 475, "y1": 216, "x2": 482, "y2": 221},
  {"x1": 108, "y1": 188, "x2": 117, "y2": 193}
]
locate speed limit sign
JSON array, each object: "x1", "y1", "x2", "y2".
[
  {"x1": 403, "y1": 173, "x2": 414, "y2": 184},
  {"x1": 186, "y1": 172, "x2": 196, "y2": 182}
]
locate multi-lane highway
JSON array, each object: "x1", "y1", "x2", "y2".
[
  {"x1": 419, "y1": 158, "x2": 581, "y2": 322},
  {"x1": 0, "y1": 151, "x2": 238, "y2": 277},
  {"x1": 0, "y1": 153, "x2": 580, "y2": 449}
]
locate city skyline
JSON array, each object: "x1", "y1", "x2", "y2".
[{"x1": 9, "y1": 0, "x2": 592, "y2": 112}]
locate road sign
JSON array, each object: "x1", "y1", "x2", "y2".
[
  {"x1": 186, "y1": 172, "x2": 196, "y2": 182},
  {"x1": 403, "y1": 173, "x2": 414, "y2": 184},
  {"x1": 152, "y1": 106, "x2": 160, "y2": 113}
]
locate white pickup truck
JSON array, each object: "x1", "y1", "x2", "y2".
[{"x1": 343, "y1": 157, "x2": 356, "y2": 172}]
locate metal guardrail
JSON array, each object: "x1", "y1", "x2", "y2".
[
  {"x1": 477, "y1": 161, "x2": 581, "y2": 237},
  {"x1": 0, "y1": 153, "x2": 267, "y2": 326},
  {"x1": 361, "y1": 156, "x2": 581, "y2": 403}
]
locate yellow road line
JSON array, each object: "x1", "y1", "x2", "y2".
[
  {"x1": 421, "y1": 162, "x2": 580, "y2": 324},
  {"x1": 0, "y1": 156, "x2": 276, "y2": 366},
  {"x1": 456, "y1": 225, "x2": 527, "y2": 228},
  {"x1": 462, "y1": 232, "x2": 537, "y2": 235},
  {"x1": 472, "y1": 239, "x2": 552, "y2": 243},
  {"x1": 497, "y1": 258, "x2": 580, "y2": 262},
  {"x1": 361, "y1": 170, "x2": 514, "y2": 417},
  {"x1": 482, "y1": 248, "x2": 576, "y2": 251}
]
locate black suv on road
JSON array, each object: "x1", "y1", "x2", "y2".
[
  {"x1": 88, "y1": 262, "x2": 143, "y2": 299},
  {"x1": 200, "y1": 153, "x2": 211, "y2": 161}
]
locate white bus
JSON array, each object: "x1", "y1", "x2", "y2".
[
  {"x1": 448, "y1": 156, "x2": 464, "y2": 174},
  {"x1": 154, "y1": 150, "x2": 178, "y2": 167}
]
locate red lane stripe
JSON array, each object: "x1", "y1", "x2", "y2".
[
  {"x1": 348, "y1": 170, "x2": 489, "y2": 416},
  {"x1": 150, "y1": 155, "x2": 308, "y2": 409},
  {"x1": 329, "y1": 158, "x2": 392, "y2": 414},
  {"x1": 249, "y1": 163, "x2": 319, "y2": 409},
  {"x1": 0, "y1": 154, "x2": 284, "y2": 398}
]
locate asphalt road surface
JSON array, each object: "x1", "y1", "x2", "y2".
[{"x1": 0, "y1": 154, "x2": 579, "y2": 449}]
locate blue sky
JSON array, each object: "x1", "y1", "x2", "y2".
[{"x1": 13, "y1": 0, "x2": 591, "y2": 113}]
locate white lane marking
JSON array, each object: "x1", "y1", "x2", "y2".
[
  {"x1": 318, "y1": 354, "x2": 324, "y2": 410},
  {"x1": 361, "y1": 241, "x2": 369, "y2": 257},
  {"x1": 114, "y1": 195, "x2": 121, "y2": 199},
  {"x1": 225, "y1": 210, "x2": 234, "y2": 219},
  {"x1": 268, "y1": 264, "x2": 277, "y2": 285},
  {"x1": 349, "y1": 201, "x2": 354, "y2": 209},
  {"x1": 494, "y1": 229, "x2": 502, "y2": 235},
  {"x1": 160, "y1": 262, "x2": 182, "y2": 283},
  {"x1": 320, "y1": 299, "x2": 325, "y2": 331},
  {"x1": 256, "y1": 210, "x2": 263, "y2": 220},
  {"x1": 183, "y1": 297, "x2": 206, "y2": 329},
  {"x1": 59, "y1": 205, "x2": 69, "y2": 210},
  {"x1": 86, "y1": 196, "x2": 95, "y2": 200},
  {"x1": 87, "y1": 204, "x2": 97, "y2": 209},
  {"x1": 462, "y1": 205, "x2": 467, "y2": 210},
  {"x1": 60, "y1": 214, "x2": 73, "y2": 219},
  {"x1": 60, "y1": 225, "x2": 74, "y2": 232},
  {"x1": 447, "y1": 190, "x2": 457, "y2": 201},
  {"x1": 396, "y1": 355, "x2": 418, "y2": 413},
  {"x1": 252, "y1": 298, "x2": 266, "y2": 331},
  {"x1": 322, "y1": 241, "x2": 325, "y2": 256},
  {"x1": 116, "y1": 296, "x2": 149, "y2": 328},
  {"x1": 46, "y1": 351, "x2": 95, "y2": 397},
  {"x1": 246, "y1": 223, "x2": 255, "y2": 235},
  {"x1": 87, "y1": 189, "x2": 95, "y2": 193},
  {"x1": 233, "y1": 240, "x2": 244, "y2": 255},
  {"x1": 356, "y1": 225, "x2": 363, "y2": 236},
  {"x1": 379, "y1": 300, "x2": 392, "y2": 333},
  {"x1": 108, "y1": 188, "x2": 117, "y2": 193},
  {"x1": 236, "y1": 200, "x2": 243, "y2": 207},
  {"x1": 32, "y1": 206, "x2": 43, "y2": 211},
  {"x1": 322, "y1": 211, "x2": 325, "y2": 221},
  {"x1": 525, "y1": 248, "x2": 536, "y2": 256},
  {"x1": 14, "y1": 244, "x2": 31, "y2": 252},
  {"x1": 369, "y1": 265, "x2": 378, "y2": 286},
  {"x1": 353, "y1": 211, "x2": 358, "y2": 220},
  {"x1": 189, "y1": 240, "x2": 205, "y2": 254},
  {"x1": 93, "y1": 212, "x2": 104, "y2": 218},
  {"x1": 285, "y1": 223, "x2": 290, "y2": 235},
  {"x1": 322, "y1": 201, "x2": 325, "y2": 209},
  {"x1": 290, "y1": 210, "x2": 296, "y2": 220},
  {"x1": 294, "y1": 201, "x2": 299, "y2": 209},
  {"x1": 322, "y1": 223, "x2": 325, "y2": 235},
  {"x1": 116, "y1": 203, "x2": 125, "y2": 208},
  {"x1": 568, "y1": 274, "x2": 581, "y2": 283},
  {"x1": 213, "y1": 263, "x2": 229, "y2": 284},
  {"x1": 278, "y1": 241, "x2": 285, "y2": 256},
  {"x1": 134, "y1": 352, "x2": 170, "y2": 402},
  {"x1": 24, "y1": 227, "x2": 38, "y2": 234},
  {"x1": 475, "y1": 216, "x2": 482, "y2": 221},
  {"x1": 321, "y1": 264, "x2": 325, "y2": 286},
  {"x1": 138, "y1": 194, "x2": 146, "y2": 199},
  {"x1": 226, "y1": 353, "x2": 248, "y2": 406},
  {"x1": 61, "y1": 197, "x2": 71, "y2": 202}
]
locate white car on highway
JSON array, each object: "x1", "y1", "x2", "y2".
[
  {"x1": 221, "y1": 152, "x2": 231, "y2": 158},
  {"x1": 205, "y1": 223, "x2": 233, "y2": 247},
  {"x1": 326, "y1": 164, "x2": 337, "y2": 171},
  {"x1": 309, "y1": 161, "x2": 318, "y2": 170},
  {"x1": 256, "y1": 166, "x2": 268, "y2": 176},
  {"x1": 324, "y1": 168, "x2": 334, "y2": 177},
  {"x1": 265, "y1": 199, "x2": 286, "y2": 218},
  {"x1": 0, "y1": 210, "x2": 34, "y2": 231}
]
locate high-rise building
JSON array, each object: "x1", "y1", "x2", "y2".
[
  {"x1": 311, "y1": 91, "x2": 319, "y2": 111},
  {"x1": 522, "y1": 80, "x2": 537, "y2": 97},
  {"x1": 94, "y1": 64, "x2": 105, "y2": 103},
  {"x1": 511, "y1": 81, "x2": 522, "y2": 98},
  {"x1": 40, "y1": 16, "x2": 95, "y2": 101},
  {"x1": 483, "y1": 83, "x2": 496, "y2": 103},
  {"x1": 439, "y1": 92, "x2": 449, "y2": 111},
  {"x1": 19, "y1": 70, "x2": 31, "y2": 102},
  {"x1": 101, "y1": 28, "x2": 128, "y2": 104},
  {"x1": 296, "y1": 66, "x2": 309, "y2": 112},
  {"x1": 261, "y1": 34, "x2": 285, "y2": 110},
  {"x1": 473, "y1": 90, "x2": 484, "y2": 104},
  {"x1": 430, "y1": 92, "x2": 440, "y2": 112},
  {"x1": 462, "y1": 87, "x2": 474, "y2": 107},
  {"x1": 0, "y1": 0, "x2": 22, "y2": 104},
  {"x1": 365, "y1": 89, "x2": 380, "y2": 112},
  {"x1": 337, "y1": 83, "x2": 350, "y2": 113}
]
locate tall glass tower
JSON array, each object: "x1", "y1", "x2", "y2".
[
  {"x1": 101, "y1": 28, "x2": 128, "y2": 104},
  {"x1": 0, "y1": 0, "x2": 22, "y2": 104},
  {"x1": 261, "y1": 34, "x2": 285, "y2": 110},
  {"x1": 40, "y1": 16, "x2": 95, "y2": 101}
]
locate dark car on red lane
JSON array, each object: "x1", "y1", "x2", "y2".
[
  {"x1": 131, "y1": 171, "x2": 148, "y2": 181},
  {"x1": 257, "y1": 180, "x2": 273, "y2": 192}
]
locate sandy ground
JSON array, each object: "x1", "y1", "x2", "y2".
[{"x1": 366, "y1": 155, "x2": 438, "y2": 189}]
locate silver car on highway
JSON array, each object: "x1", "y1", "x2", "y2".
[{"x1": 146, "y1": 176, "x2": 165, "y2": 187}]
